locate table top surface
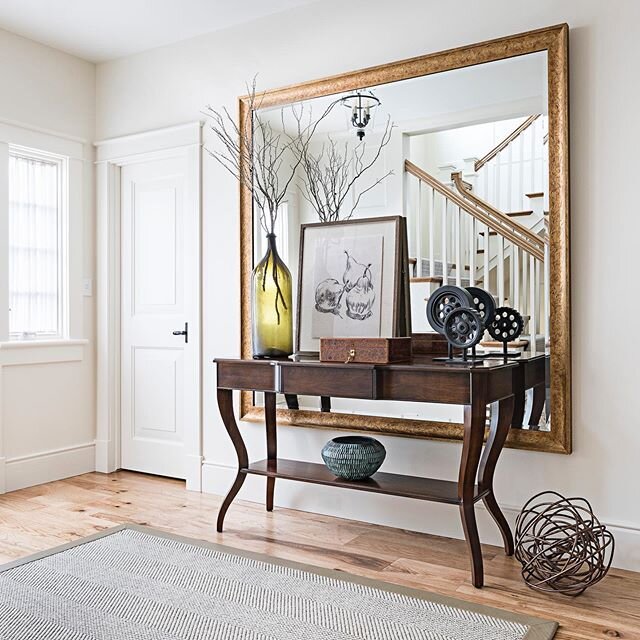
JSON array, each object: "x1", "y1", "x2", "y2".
[{"x1": 213, "y1": 353, "x2": 546, "y2": 374}]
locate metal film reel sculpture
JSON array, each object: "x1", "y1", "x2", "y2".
[
  {"x1": 488, "y1": 306, "x2": 524, "y2": 359},
  {"x1": 466, "y1": 286, "x2": 496, "y2": 328},
  {"x1": 515, "y1": 491, "x2": 614, "y2": 596},
  {"x1": 426, "y1": 285, "x2": 474, "y2": 334},
  {"x1": 443, "y1": 308, "x2": 484, "y2": 361}
]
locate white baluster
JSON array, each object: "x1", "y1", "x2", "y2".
[
  {"x1": 469, "y1": 215, "x2": 476, "y2": 287},
  {"x1": 507, "y1": 143, "x2": 513, "y2": 213},
  {"x1": 509, "y1": 241, "x2": 515, "y2": 308},
  {"x1": 442, "y1": 196, "x2": 448, "y2": 285},
  {"x1": 513, "y1": 247, "x2": 520, "y2": 313},
  {"x1": 519, "y1": 126, "x2": 525, "y2": 211},
  {"x1": 483, "y1": 223, "x2": 490, "y2": 293},
  {"x1": 416, "y1": 179, "x2": 423, "y2": 277},
  {"x1": 529, "y1": 254, "x2": 537, "y2": 355},
  {"x1": 494, "y1": 152, "x2": 501, "y2": 210},
  {"x1": 521, "y1": 253, "x2": 528, "y2": 315},
  {"x1": 544, "y1": 243, "x2": 550, "y2": 348},
  {"x1": 429, "y1": 187, "x2": 435, "y2": 279},
  {"x1": 530, "y1": 125, "x2": 535, "y2": 195},
  {"x1": 498, "y1": 237, "x2": 505, "y2": 305},
  {"x1": 455, "y1": 206, "x2": 462, "y2": 287}
]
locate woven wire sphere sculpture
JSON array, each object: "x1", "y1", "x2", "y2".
[{"x1": 514, "y1": 491, "x2": 614, "y2": 596}]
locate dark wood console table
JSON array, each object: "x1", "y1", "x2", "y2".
[{"x1": 214, "y1": 356, "x2": 521, "y2": 588}]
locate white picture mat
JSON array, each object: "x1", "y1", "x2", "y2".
[
  {"x1": 311, "y1": 234, "x2": 383, "y2": 338},
  {"x1": 298, "y1": 218, "x2": 399, "y2": 353}
]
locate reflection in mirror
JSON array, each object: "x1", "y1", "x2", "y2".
[{"x1": 252, "y1": 51, "x2": 551, "y2": 433}]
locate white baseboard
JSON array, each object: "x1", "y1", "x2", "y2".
[
  {"x1": 202, "y1": 460, "x2": 640, "y2": 573},
  {"x1": 185, "y1": 454, "x2": 203, "y2": 492},
  {"x1": 4, "y1": 442, "x2": 96, "y2": 493}
]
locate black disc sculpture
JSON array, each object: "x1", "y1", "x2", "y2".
[
  {"x1": 487, "y1": 306, "x2": 524, "y2": 360},
  {"x1": 466, "y1": 286, "x2": 496, "y2": 328},
  {"x1": 515, "y1": 491, "x2": 615, "y2": 596},
  {"x1": 426, "y1": 285, "x2": 474, "y2": 334},
  {"x1": 443, "y1": 307, "x2": 484, "y2": 351},
  {"x1": 426, "y1": 285, "x2": 491, "y2": 363}
]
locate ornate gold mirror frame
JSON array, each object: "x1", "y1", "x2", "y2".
[{"x1": 239, "y1": 24, "x2": 571, "y2": 454}]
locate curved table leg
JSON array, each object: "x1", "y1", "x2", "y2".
[
  {"x1": 528, "y1": 384, "x2": 545, "y2": 430},
  {"x1": 265, "y1": 392, "x2": 277, "y2": 512},
  {"x1": 511, "y1": 365, "x2": 525, "y2": 429},
  {"x1": 216, "y1": 388, "x2": 249, "y2": 532},
  {"x1": 479, "y1": 394, "x2": 515, "y2": 555},
  {"x1": 458, "y1": 385, "x2": 488, "y2": 589}
]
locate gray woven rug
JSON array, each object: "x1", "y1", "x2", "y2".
[{"x1": 0, "y1": 525, "x2": 557, "y2": 640}]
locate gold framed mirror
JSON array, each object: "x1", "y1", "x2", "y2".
[{"x1": 239, "y1": 24, "x2": 570, "y2": 454}]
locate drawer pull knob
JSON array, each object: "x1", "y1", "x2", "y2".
[{"x1": 345, "y1": 348, "x2": 356, "y2": 364}]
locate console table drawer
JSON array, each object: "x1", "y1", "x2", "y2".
[
  {"x1": 217, "y1": 361, "x2": 275, "y2": 391},
  {"x1": 280, "y1": 364, "x2": 377, "y2": 399}
]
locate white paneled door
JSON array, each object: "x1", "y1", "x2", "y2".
[{"x1": 121, "y1": 153, "x2": 199, "y2": 479}]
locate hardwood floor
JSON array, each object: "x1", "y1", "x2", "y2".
[{"x1": 0, "y1": 471, "x2": 638, "y2": 639}]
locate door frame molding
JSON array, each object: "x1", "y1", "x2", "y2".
[{"x1": 95, "y1": 122, "x2": 203, "y2": 490}]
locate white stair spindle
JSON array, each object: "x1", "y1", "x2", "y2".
[
  {"x1": 513, "y1": 247, "x2": 520, "y2": 312},
  {"x1": 509, "y1": 242, "x2": 515, "y2": 308},
  {"x1": 544, "y1": 243, "x2": 550, "y2": 348},
  {"x1": 416, "y1": 179, "x2": 423, "y2": 277},
  {"x1": 529, "y1": 125, "x2": 535, "y2": 194},
  {"x1": 498, "y1": 237, "x2": 505, "y2": 305},
  {"x1": 519, "y1": 126, "x2": 525, "y2": 210},
  {"x1": 529, "y1": 254, "x2": 537, "y2": 355},
  {"x1": 455, "y1": 206, "x2": 462, "y2": 287},
  {"x1": 507, "y1": 142, "x2": 513, "y2": 215},
  {"x1": 521, "y1": 254, "x2": 528, "y2": 316},
  {"x1": 483, "y1": 223, "x2": 490, "y2": 293},
  {"x1": 429, "y1": 187, "x2": 435, "y2": 279},
  {"x1": 469, "y1": 216, "x2": 475, "y2": 287},
  {"x1": 442, "y1": 196, "x2": 448, "y2": 284},
  {"x1": 493, "y1": 152, "x2": 500, "y2": 211}
]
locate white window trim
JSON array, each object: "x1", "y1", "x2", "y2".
[
  {"x1": 8, "y1": 145, "x2": 69, "y2": 341},
  {"x1": 0, "y1": 338, "x2": 87, "y2": 366},
  {"x1": 0, "y1": 121, "x2": 87, "y2": 363}
]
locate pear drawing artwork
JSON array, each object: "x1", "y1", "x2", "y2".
[
  {"x1": 346, "y1": 265, "x2": 375, "y2": 320},
  {"x1": 314, "y1": 250, "x2": 375, "y2": 321},
  {"x1": 314, "y1": 278, "x2": 344, "y2": 316}
]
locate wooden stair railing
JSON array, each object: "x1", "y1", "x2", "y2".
[
  {"x1": 474, "y1": 114, "x2": 540, "y2": 172},
  {"x1": 405, "y1": 160, "x2": 544, "y2": 262},
  {"x1": 451, "y1": 172, "x2": 547, "y2": 260}
]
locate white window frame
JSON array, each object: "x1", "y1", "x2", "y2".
[
  {"x1": 0, "y1": 120, "x2": 87, "y2": 365},
  {"x1": 8, "y1": 145, "x2": 70, "y2": 341}
]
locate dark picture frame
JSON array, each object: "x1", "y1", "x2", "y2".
[{"x1": 295, "y1": 215, "x2": 410, "y2": 356}]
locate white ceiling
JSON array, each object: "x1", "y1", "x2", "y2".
[{"x1": 0, "y1": 0, "x2": 319, "y2": 62}]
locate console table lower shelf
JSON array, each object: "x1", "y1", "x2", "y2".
[{"x1": 243, "y1": 458, "x2": 489, "y2": 504}]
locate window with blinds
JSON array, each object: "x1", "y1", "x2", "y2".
[{"x1": 8, "y1": 148, "x2": 66, "y2": 339}]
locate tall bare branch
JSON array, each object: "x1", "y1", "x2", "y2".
[{"x1": 293, "y1": 115, "x2": 395, "y2": 222}]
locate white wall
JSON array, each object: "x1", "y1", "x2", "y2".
[
  {"x1": 0, "y1": 28, "x2": 96, "y2": 491},
  {"x1": 96, "y1": 0, "x2": 640, "y2": 570}
]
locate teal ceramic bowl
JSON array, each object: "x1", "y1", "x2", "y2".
[{"x1": 321, "y1": 436, "x2": 386, "y2": 481}]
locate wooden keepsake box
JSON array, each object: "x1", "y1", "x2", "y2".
[{"x1": 319, "y1": 337, "x2": 413, "y2": 364}]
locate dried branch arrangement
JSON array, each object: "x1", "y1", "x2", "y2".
[
  {"x1": 204, "y1": 79, "x2": 297, "y2": 235},
  {"x1": 293, "y1": 115, "x2": 394, "y2": 222}
]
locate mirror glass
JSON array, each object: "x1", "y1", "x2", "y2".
[{"x1": 252, "y1": 51, "x2": 551, "y2": 432}]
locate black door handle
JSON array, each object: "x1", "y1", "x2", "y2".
[{"x1": 172, "y1": 322, "x2": 188, "y2": 343}]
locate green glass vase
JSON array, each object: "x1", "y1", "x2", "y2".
[{"x1": 252, "y1": 234, "x2": 293, "y2": 358}]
